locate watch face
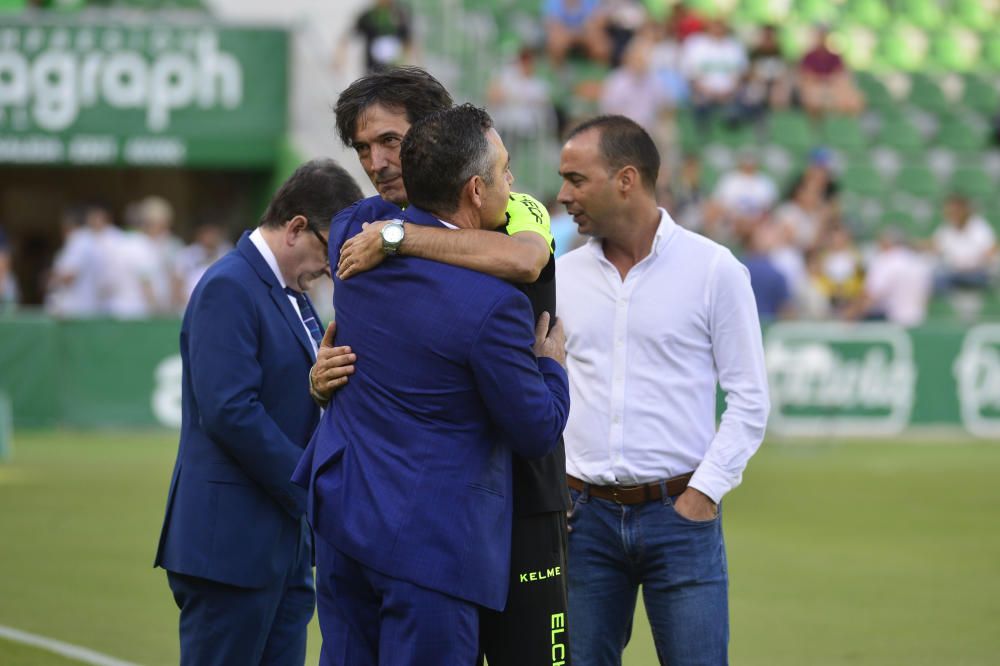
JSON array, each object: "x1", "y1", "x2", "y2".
[{"x1": 383, "y1": 224, "x2": 404, "y2": 243}]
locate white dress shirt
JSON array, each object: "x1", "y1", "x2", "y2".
[
  {"x1": 556, "y1": 209, "x2": 770, "y2": 503},
  {"x1": 249, "y1": 228, "x2": 318, "y2": 357}
]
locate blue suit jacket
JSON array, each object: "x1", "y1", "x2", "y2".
[
  {"x1": 293, "y1": 199, "x2": 570, "y2": 611},
  {"x1": 155, "y1": 232, "x2": 319, "y2": 588}
]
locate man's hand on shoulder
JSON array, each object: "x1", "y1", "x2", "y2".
[
  {"x1": 533, "y1": 311, "x2": 566, "y2": 368},
  {"x1": 309, "y1": 322, "x2": 356, "y2": 406},
  {"x1": 337, "y1": 220, "x2": 391, "y2": 280}
]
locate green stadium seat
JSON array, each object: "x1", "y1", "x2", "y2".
[
  {"x1": 841, "y1": 164, "x2": 886, "y2": 198},
  {"x1": 949, "y1": 165, "x2": 994, "y2": 200},
  {"x1": 844, "y1": 0, "x2": 890, "y2": 28},
  {"x1": 936, "y1": 121, "x2": 987, "y2": 152},
  {"x1": 709, "y1": 122, "x2": 754, "y2": 149},
  {"x1": 854, "y1": 72, "x2": 894, "y2": 109},
  {"x1": 879, "y1": 23, "x2": 930, "y2": 71},
  {"x1": 961, "y1": 75, "x2": 1000, "y2": 116},
  {"x1": 907, "y1": 73, "x2": 949, "y2": 113},
  {"x1": 895, "y1": 164, "x2": 942, "y2": 199},
  {"x1": 896, "y1": 0, "x2": 944, "y2": 29},
  {"x1": 739, "y1": 0, "x2": 792, "y2": 24},
  {"x1": 676, "y1": 111, "x2": 703, "y2": 154},
  {"x1": 953, "y1": 0, "x2": 997, "y2": 31},
  {"x1": 840, "y1": 193, "x2": 884, "y2": 238},
  {"x1": 879, "y1": 120, "x2": 925, "y2": 154},
  {"x1": 794, "y1": 0, "x2": 838, "y2": 24},
  {"x1": 879, "y1": 210, "x2": 921, "y2": 236},
  {"x1": 929, "y1": 28, "x2": 982, "y2": 73},
  {"x1": 778, "y1": 22, "x2": 813, "y2": 60},
  {"x1": 822, "y1": 116, "x2": 867, "y2": 152},
  {"x1": 0, "y1": 0, "x2": 25, "y2": 9},
  {"x1": 832, "y1": 25, "x2": 878, "y2": 71},
  {"x1": 686, "y1": 0, "x2": 730, "y2": 18},
  {"x1": 984, "y1": 38, "x2": 1000, "y2": 70},
  {"x1": 768, "y1": 112, "x2": 817, "y2": 153}
]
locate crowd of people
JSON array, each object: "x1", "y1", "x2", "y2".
[
  {"x1": 42, "y1": 198, "x2": 231, "y2": 319},
  {"x1": 484, "y1": 2, "x2": 867, "y2": 146},
  {"x1": 500, "y1": 0, "x2": 999, "y2": 327},
  {"x1": 1, "y1": 0, "x2": 996, "y2": 327}
]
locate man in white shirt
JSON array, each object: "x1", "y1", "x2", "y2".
[
  {"x1": 706, "y1": 150, "x2": 778, "y2": 243},
  {"x1": 680, "y1": 18, "x2": 750, "y2": 130},
  {"x1": 854, "y1": 228, "x2": 933, "y2": 327},
  {"x1": 555, "y1": 115, "x2": 770, "y2": 666},
  {"x1": 932, "y1": 194, "x2": 997, "y2": 291}
]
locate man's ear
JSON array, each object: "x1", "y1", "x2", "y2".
[
  {"x1": 465, "y1": 176, "x2": 485, "y2": 209},
  {"x1": 617, "y1": 166, "x2": 639, "y2": 196},
  {"x1": 284, "y1": 215, "x2": 309, "y2": 246}
]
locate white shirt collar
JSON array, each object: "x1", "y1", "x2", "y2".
[
  {"x1": 439, "y1": 218, "x2": 458, "y2": 229},
  {"x1": 249, "y1": 227, "x2": 286, "y2": 289},
  {"x1": 586, "y1": 207, "x2": 678, "y2": 260}
]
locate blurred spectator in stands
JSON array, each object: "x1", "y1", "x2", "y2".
[
  {"x1": 134, "y1": 196, "x2": 185, "y2": 314},
  {"x1": 176, "y1": 221, "x2": 233, "y2": 305},
  {"x1": 795, "y1": 248, "x2": 832, "y2": 319},
  {"x1": 603, "y1": 0, "x2": 648, "y2": 66},
  {"x1": 704, "y1": 149, "x2": 778, "y2": 243},
  {"x1": 600, "y1": 35, "x2": 675, "y2": 139},
  {"x1": 488, "y1": 47, "x2": 557, "y2": 144},
  {"x1": 662, "y1": 153, "x2": 706, "y2": 231},
  {"x1": 0, "y1": 228, "x2": 17, "y2": 312},
  {"x1": 769, "y1": 219, "x2": 806, "y2": 298},
  {"x1": 931, "y1": 194, "x2": 997, "y2": 293},
  {"x1": 544, "y1": 0, "x2": 610, "y2": 67},
  {"x1": 798, "y1": 25, "x2": 864, "y2": 118},
  {"x1": 46, "y1": 202, "x2": 118, "y2": 318},
  {"x1": 648, "y1": 23, "x2": 690, "y2": 108},
  {"x1": 740, "y1": 222, "x2": 792, "y2": 322},
  {"x1": 680, "y1": 17, "x2": 750, "y2": 131},
  {"x1": 335, "y1": 0, "x2": 413, "y2": 73},
  {"x1": 819, "y1": 224, "x2": 865, "y2": 312},
  {"x1": 746, "y1": 25, "x2": 791, "y2": 112},
  {"x1": 665, "y1": 1, "x2": 705, "y2": 41},
  {"x1": 847, "y1": 228, "x2": 932, "y2": 326},
  {"x1": 774, "y1": 175, "x2": 833, "y2": 250},
  {"x1": 102, "y1": 201, "x2": 160, "y2": 320}
]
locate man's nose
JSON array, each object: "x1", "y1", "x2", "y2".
[
  {"x1": 556, "y1": 182, "x2": 571, "y2": 205},
  {"x1": 371, "y1": 146, "x2": 391, "y2": 172}
]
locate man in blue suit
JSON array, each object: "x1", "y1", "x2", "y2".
[
  {"x1": 155, "y1": 159, "x2": 362, "y2": 665},
  {"x1": 293, "y1": 105, "x2": 571, "y2": 665}
]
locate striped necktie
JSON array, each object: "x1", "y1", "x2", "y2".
[{"x1": 284, "y1": 287, "x2": 323, "y2": 347}]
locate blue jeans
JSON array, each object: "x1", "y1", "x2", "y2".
[{"x1": 567, "y1": 484, "x2": 729, "y2": 666}]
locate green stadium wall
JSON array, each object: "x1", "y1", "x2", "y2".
[{"x1": 1, "y1": 317, "x2": 999, "y2": 437}]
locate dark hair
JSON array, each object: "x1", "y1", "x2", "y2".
[
  {"x1": 400, "y1": 104, "x2": 496, "y2": 215},
  {"x1": 260, "y1": 159, "x2": 363, "y2": 230},
  {"x1": 334, "y1": 66, "x2": 453, "y2": 148},
  {"x1": 566, "y1": 115, "x2": 660, "y2": 192}
]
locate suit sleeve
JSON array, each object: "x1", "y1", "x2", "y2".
[
  {"x1": 187, "y1": 274, "x2": 307, "y2": 519},
  {"x1": 469, "y1": 289, "x2": 570, "y2": 458}
]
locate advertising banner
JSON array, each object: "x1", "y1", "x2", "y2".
[
  {"x1": 0, "y1": 18, "x2": 288, "y2": 167},
  {"x1": 1, "y1": 318, "x2": 999, "y2": 436}
]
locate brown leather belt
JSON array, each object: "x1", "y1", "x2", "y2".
[{"x1": 567, "y1": 473, "x2": 693, "y2": 505}]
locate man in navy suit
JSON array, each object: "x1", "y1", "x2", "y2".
[
  {"x1": 293, "y1": 105, "x2": 570, "y2": 665},
  {"x1": 310, "y1": 65, "x2": 574, "y2": 666},
  {"x1": 154, "y1": 159, "x2": 362, "y2": 665}
]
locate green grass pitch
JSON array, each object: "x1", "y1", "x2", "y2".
[{"x1": 0, "y1": 431, "x2": 998, "y2": 665}]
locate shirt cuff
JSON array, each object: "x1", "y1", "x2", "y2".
[{"x1": 688, "y1": 459, "x2": 737, "y2": 505}]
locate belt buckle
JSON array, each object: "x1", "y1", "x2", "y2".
[{"x1": 611, "y1": 487, "x2": 622, "y2": 504}]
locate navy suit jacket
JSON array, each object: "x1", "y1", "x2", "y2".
[
  {"x1": 155, "y1": 232, "x2": 320, "y2": 588},
  {"x1": 293, "y1": 199, "x2": 570, "y2": 611}
]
